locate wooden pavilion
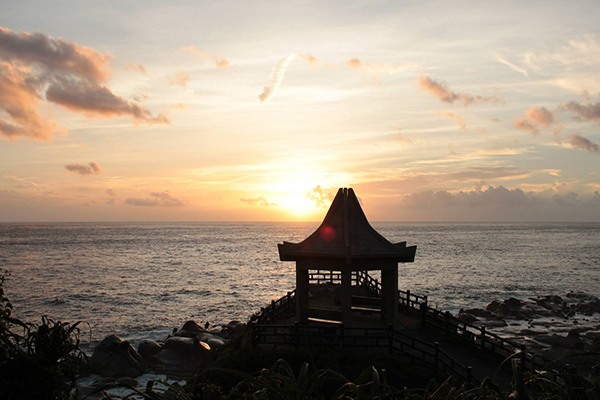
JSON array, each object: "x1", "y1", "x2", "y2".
[{"x1": 278, "y1": 187, "x2": 416, "y2": 327}]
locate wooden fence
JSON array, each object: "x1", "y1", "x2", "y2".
[
  {"x1": 249, "y1": 270, "x2": 562, "y2": 385},
  {"x1": 252, "y1": 323, "x2": 476, "y2": 386}
]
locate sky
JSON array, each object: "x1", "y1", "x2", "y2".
[{"x1": 1, "y1": 0, "x2": 599, "y2": 222}]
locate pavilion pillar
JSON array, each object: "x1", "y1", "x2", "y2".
[
  {"x1": 296, "y1": 267, "x2": 309, "y2": 324},
  {"x1": 341, "y1": 268, "x2": 352, "y2": 326},
  {"x1": 381, "y1": 264, "x2": 398, "y2": 326}
]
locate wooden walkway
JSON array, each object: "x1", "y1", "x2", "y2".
[{"x1": 250, "y1": 271, "x2": 562, "y2": 388}]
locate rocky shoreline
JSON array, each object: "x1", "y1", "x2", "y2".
[
  {"x1": 80, "y1": 319, "x2": 247, "y2": 389},
  {"x1": 79, "y1": 291, "x2": 600, "y2": 396},
  {"x1": 457, "y1": 292, "x2": 600, "y2": 361}
]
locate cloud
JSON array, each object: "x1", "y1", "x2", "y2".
[
  {"x1": 0, "y1": 26, "x2": 168, "y2": 141},
  {"x1": 568, "y1": 133, "x2": 599, "y2": 154},
  {"x1": 180, "y1": 46, "x2": 230, "y2": 69},
  {"x1": 561, "y1": 99, "x2": 600, "y2": 124},
  {"x1": 437, "y1": 111, "x2": 467, "y2": 131},
  {"x1": 124, "y1": 62, "x2": 148, "y2": 75},
  {"x1": 106, "y1": 198, "x2": 115, "y2": 206},
  {"x1": 0, "y1": 26, "x2": 110, "y2": 82},
  {"x1": 394, "y1": 131, "x2": 413, "y2": 144},
  {"x1": 298, "y1": 53, "x2": 318, "y2": 65},
  {"x1": 400, "y1": 185, "x2": 542, "y2": 208},
  {"x1": 417, "y1": 73, "x2": 503, "y2": 106},
  {"x1": 0, "y1": 62, "x2": 63, "y2": 141},
  {"x1": 64, "y1": 162, "x2": 102, "y2": 176},
  {"x1": 347, "y1": 57, "x2": 418, "y2": 75},
  {"x1": 125, "y1": 191, "x2": 185, "y2": 207},
  {"x1": 257, "y1": 54, "x2": 296, "y2": 103},
  {"x1": 305, "y1": 185, "x2": 333, "y2": 208},
  {"x1": 514, "y1": 106, "x2": 556, "y2": 136},
  {"x1": 491, "y1": 118, "x2": 501, "y2": 123},
  {"x1": 493, "y1": 53, "x2": 528, "y2": 77},
  {"x1": 46, "y1": 78, "x2": 170, "y2": 124},
  {"x1": 240, "y1": 196, "x2": 276, "y2": 207},
  {"x1": 106, "y1": 188, "x2": 116, "y2": 196},
  {"x1": 522, "y1": 34, "x2": 600, "y2": 72},
  {"x1": 170, "y1": 71, "x2": 190, "y2": 87}
]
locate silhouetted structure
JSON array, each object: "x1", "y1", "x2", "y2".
[{"x1": 278, "y1": 188, "x2": 416, "y2": 326}]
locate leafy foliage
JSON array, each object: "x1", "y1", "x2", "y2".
[{"x1": 0, "y1": 270, "x2": 85, "y2": 400}]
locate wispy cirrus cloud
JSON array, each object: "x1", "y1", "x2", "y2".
[
  {"x1": 347, "y1": 57, "x2": 418, "y2": 75},
  {"x1": 257, "y1": 54, "x2": 296, "y2": 103},
  {"x1": 180, "y1": 45, "x2": 230, "y2": 69},
  {"x1": 437, "y1": 111, "x2": 467, "y2": 131},
  {"x1": 64, "y1": 162, "x2": 102, "y2": 176},
  {"x1": 493, "y1": 53, "x2": 528, "y2": 77},
  {"x1": 0, "y1": 26, "x2": 168, "y2": 142},
  {"x1": 418, "y1": 73, "x2": 503, "y2": 106}
]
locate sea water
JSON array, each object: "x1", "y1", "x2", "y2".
[{"x1": 1, "y1": 222, "x2": 599, "y2": 352}]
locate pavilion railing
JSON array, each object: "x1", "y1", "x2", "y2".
[
  {"x1": 250, "y1": 271, "x2": 562, "y2": 385},
  {"x1": 252, "y1": 322, "x2": 477, "y2": 386}
]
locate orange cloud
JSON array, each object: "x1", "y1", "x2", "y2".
[
  {"x1": 0, "y1": 62, "x2": 63, "y2": 141},
  {"x1": 437, "y1": 111, "x2": 467, "y2": 131},
  {"x1": 125, "y1": 62, "x2": 148, "y2": 75},
  {"x1": 514, "y1": 106, "x2": 556, "y2": 136},
  {"x1": 170, "y1": 71, "x2": 190, "y2": 87},
  {"x1": 347, "y1": 57, "x2": 418, "y2": 75},
  {"x1": 64, "y1": 162, "x2": 102, "y2": 176},
  {"x1": 418, "y1": 73, "x2": 503, "y2": 106},
  {"x1": 180, "y1": 45, "x2": 230, "y2": 69},
  {"x1": 240, "y1": 196, "x2": 276, "y2": 207},
  {"x1": 0, "y1": 26, "x2": 111, "y2": 82},
  {"x1": 0, "y1": 26, "x2": 168, "y2": 141},
  {"x1": 125, "y1": 191, "x2": 185, "y2": 207}
]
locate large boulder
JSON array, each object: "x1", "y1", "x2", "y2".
[
  {"x1": 142, "y1": 336, "x2": 212, "y2": 378},
  {"x1": 89, "y1": 335, "x2": 145, "y2": 378}
]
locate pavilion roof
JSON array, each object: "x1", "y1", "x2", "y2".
[{"x1": 278, "y1": 188, "x2": 416, "y2": 262}]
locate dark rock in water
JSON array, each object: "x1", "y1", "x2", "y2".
[
  {"x1": 457, "y1": 310, "x2": 478, "y2": 323},
  {"x1": 143, "y1": 336, "x2": 212, "y2": 378},
  {"x1": 464, "y1": 308, "x2": 493, "y2": 318},
  {"x1": 486, "y1": 300, "x2": 501, "y2": 313},
  {"x1": 181, "y1": 320, "x2": 207, "y2": 333},
  {"x1": 537, "y1": 330, "x2": 585, "y2": 350},
  {"x1": 504, "y1": 298, "x2": 523, "y2": 308},
  {"x1": 482, "y1": 319, "x2": 508, "y2": 328},
  {"x1": 138, "y1": 339, "x2": 162, "y2": 358},
  {"x1": 89, "y1": 335, "x2": 145, "y2": 378},
  {"x1": 226, "y1": 320, "x2": 246, "y2": 335}
]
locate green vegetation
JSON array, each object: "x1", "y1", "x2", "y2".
[{"x1": 1, "y1": 271, "x2": 599, "y2": 399}]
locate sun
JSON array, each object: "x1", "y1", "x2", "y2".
[{"x1": 281, "y1": 195, "x2": 318, "y2": 219}]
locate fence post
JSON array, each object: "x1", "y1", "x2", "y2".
[
  {"x1": 467, "y1": 366, "x2": 472, "y2": 385},
  {"x1": 424, "y1": 295, "x2": 428, "y2": 306},
  {"x1": 420, "y1": 302, "x2": 427, "y2": 328},
  {"x1": 434, "y1": 342, "x2": 440, "y2": 373},
  {"x1": 388, "y1": 324, "x2": 394, "y2": 355},
  {"x1": 480, "y1": 326, "x2": 486, "y2": 351},
  {"x1": 406, "y1": 290, "x2": 411, "y2": 310},
  {"x1": 445, "y1": 311, "x2": 450, "y2": 334},
  {"x1": 271, "y1": 300, "x2": 276, "y2": 322},
  {"x1": 295, "y1": 320, "x2": 299, "y2": 351}
]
